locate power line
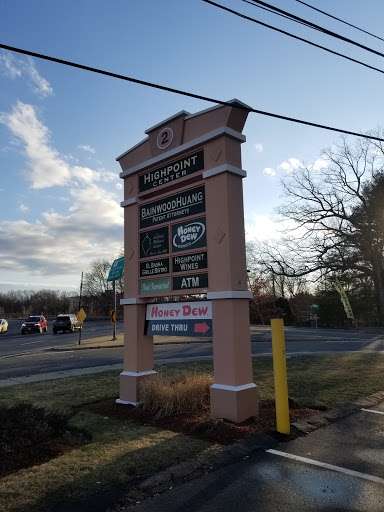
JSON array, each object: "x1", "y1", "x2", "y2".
[
  {"x1": 1, "y1": 43, "x2": 384, "y2": 143},
  {"x1": 203, "y1": 1, "x2": 384, "y2": 76},
  {"x1": 242, "y1": 0, "x2": 324, "y2": 33},
  {"x1": 296, "y1": 0, "x2": 384, "y2": 44},
  {"x1": 247, "y1": 0, "x2": 384, "y2": 60}
]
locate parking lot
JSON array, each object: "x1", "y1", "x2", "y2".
[{"x1": 124, "y1": 399, "x2": 384, "y2": 511}]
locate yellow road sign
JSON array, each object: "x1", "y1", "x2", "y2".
[
  {"x1": 110, "y1": 310, "x2": 116, "y2": 324},
  {"x1": 76, "y1": 308, "x2": 87, "y2": 324}
]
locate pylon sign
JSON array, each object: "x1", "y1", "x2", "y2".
[
  {"x1": 117, "y1": 100, "x2": 258, "y2": 423},
  {"x1": 146, "y1": 301, "x2": 212, "y2": 337}
]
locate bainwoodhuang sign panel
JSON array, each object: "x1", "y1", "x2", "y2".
[
  {"x1": 140, "y1": 185, "x2": 205, "y2": 229},
  {"x1": 139, "y1": 150, "x2": 204, "y2": 192}
]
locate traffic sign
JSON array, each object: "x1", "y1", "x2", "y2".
[
  {"x1": 107, "y1": 257, "x2": 124, "y2": 281},
  {"x1": 111, "y1": 310, "x2": 116, "y2": 324},
  {"x1": 145, "y1": 301, "x2": 212, "y2": 337},
  {"x1": 76, "y1": 308, "x2": 87, "y2": 324}
]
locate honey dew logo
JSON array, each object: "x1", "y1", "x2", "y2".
[{"x1": 172, "y1": 219, "x2": 206, "y2": 252}]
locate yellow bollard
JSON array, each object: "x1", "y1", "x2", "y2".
[{"x1": 271, "y1": 318, "x2": 290, "y2": 435}]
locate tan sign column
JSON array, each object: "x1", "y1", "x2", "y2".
[
  {"x1": 205, "y1": 169, "x2": 258, "y2": 422},
  {"x1": 116, "y1": 202, "x2": 156, "y2": 405},
  {"x1": 116, "y1": 99, "x2": 258, "y2": 422}
]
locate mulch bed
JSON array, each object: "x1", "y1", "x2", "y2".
[{"x1": 82, "y1": 398, "x2": 316, "y2": 445}]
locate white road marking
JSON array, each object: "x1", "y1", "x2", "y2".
[
  {"x1": 0, "y1": 352, "x2": 29, "y2": 360},
  {"x1": 362, "y1": 408, "x2": 384, "y2": 415},
  {"x1": 266, "y1": 449, "x2": 384, "y2": 485},
  {"x1": 325, "y1": 340, "x2": 380, "y2": 343},
  {"x1": 20, "y1": 340, "x2": 46, "y2": 346}
]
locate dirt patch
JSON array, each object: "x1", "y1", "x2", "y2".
[{"x1": 82, "y1": 398, "x2": 316, "y2": 445}]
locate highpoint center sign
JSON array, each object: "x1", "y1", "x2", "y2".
[{"x1": 116, "y1": 99, "x2": 259, "y2": 423}]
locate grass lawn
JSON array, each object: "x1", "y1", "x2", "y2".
[{"x1": 1, "y1": 353, "x2": 384, "y2": 512}]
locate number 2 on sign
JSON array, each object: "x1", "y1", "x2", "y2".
[{"x1": 157, "y1": 127, "x2": 173, "y2": 149}]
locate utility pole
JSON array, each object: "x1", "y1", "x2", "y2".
[
  {"x1": 78, "y1": 271, "x2": 83, "y2": 346},
  {"x1": 272, "y1": 271, "x2": 277, "y2": 314}
]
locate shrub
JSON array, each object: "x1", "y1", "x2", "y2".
[
  {"x1": 0, "y1": 402, "x2": 86, "y2": 478},
  {"x1": 139, "y1": 371, "x2": 213, "y2": 418},
  {"x1": 0, "y1": 403, "x2": 68, "y2": 458}
]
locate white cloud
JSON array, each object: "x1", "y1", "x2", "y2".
[
  {"x1": 312, "y1": 157, "x2": 327, "y2": 171},
  {"x1": 245, "y1": 214, "x2": 281, "y2": 241},
  {"x1": 279, "y1": 157, "x2": 301, "y2": 173},
  {"x1": 278, "y1": 157, "x2": 327, "y2": 174},
  {"x1": 78, "y1": 144, "x2": 96, "y2": 154},
  {"x1": 1, "y1": 101, "x2": 122, "y2": 190},
  {"x1": 24, "y1": 57, "x2": 53, "y2": 97},
  {"x1": 245, "y1": 214, "x2": 304, "y2": 242},
  {"x1": 0, "y1": 184, "x2": 123, "y2": 279},
  {"x1": 0, "y1": 52, "x2": 22, "y2": 78},
  {"x1": 71, "y1": 165, "x2": 99, "y2": 184},
  {"x1": 18, "y1": 202, "x2": 29, "y2": 212},
  {"x1": 0, "y1": 102, "x2": 123, "y2": 283},
  {"x1": 0, "y1": 102, "x2": 71, "y2": 188},
  {"x1": 0, "y1": 52, "x2": 53, "y2": 96},
  {"x1": 254, "y1": 143, "x2": 263, "y2": 153},
  {"x1": 263, "y1": 167, "x2": 276, "y2": 176}
]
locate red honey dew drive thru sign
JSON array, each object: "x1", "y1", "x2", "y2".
[{"x1": 145, "y1": 301, "x2": 212, "y2": 337}]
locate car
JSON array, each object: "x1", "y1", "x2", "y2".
[
  {"x1": 52, "y1": 314, "x2": 81, "y2": 334},
  {"x1": 0, "y1": 319, "x2": 8, "y2": 333},
  {"x1": 21, "y1": 315, "x2": 48, "y2": 334}
]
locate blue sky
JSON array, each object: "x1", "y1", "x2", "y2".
[{"x1": 1, "y1": 0, "x2": 384, "y2": 293}]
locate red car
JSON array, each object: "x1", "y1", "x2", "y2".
[{"x1": 21, "y1": 315, "x2": 48, "y2": 334}]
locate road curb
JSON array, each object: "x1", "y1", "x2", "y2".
[
  {"x1": 292, "y1": 390, "x2": 384, "y2": 434},
  {"x1": 47, "y1": 339, "x2": 213, "y2": 352}
]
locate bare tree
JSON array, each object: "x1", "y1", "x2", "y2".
[
  {"x1": 82, "y1": 255, "x2": 124, "y2": 316},
  {"x1": 257, "y1": 135, "x2": 384, "y2": 325}
]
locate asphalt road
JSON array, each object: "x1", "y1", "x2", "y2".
[{"x1": 2, "y1": 320, "x2": 384, "y2": 381}]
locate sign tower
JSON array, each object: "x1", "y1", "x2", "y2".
[{"x1": 116, "y1": 99, "x2": 258, "y2": 422}]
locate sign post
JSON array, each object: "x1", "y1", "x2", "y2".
[
  {"x1": 107, "y1": 257, "x2": 124, "y2": 341},
  {"x1": 76, "y1": 307, "x2": 87, "y2": 345},
  {"x1": 116, "y1": 100, "x2": 258, "y2": 422}
]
